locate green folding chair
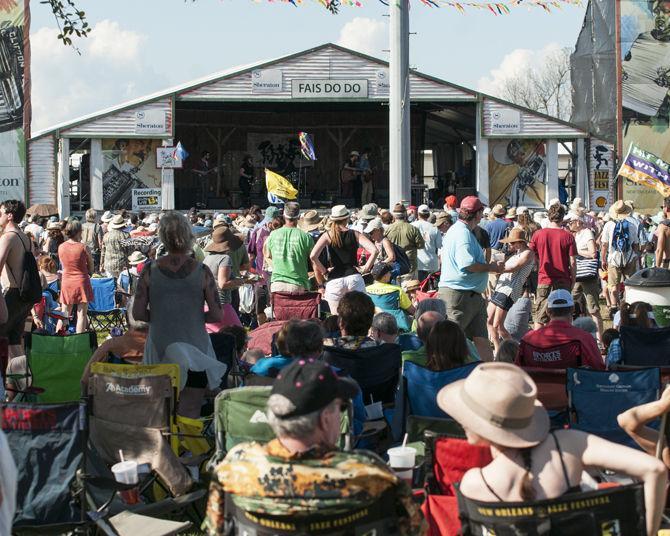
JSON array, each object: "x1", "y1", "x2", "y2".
[{"x1": 25, "y1": 332, "x2": 97, "y2": 403}]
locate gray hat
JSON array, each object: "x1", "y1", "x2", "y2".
[{"x1": 359, "y1": 203, "x2": 378, "y2": 221}]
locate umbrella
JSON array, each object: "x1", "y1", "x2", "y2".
[{"x1": 27, "y1": 204, "x2": 58, "y2": 217}]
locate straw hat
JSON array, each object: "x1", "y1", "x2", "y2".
[
  {"x1": 401, "y1": 279, "x2": 421, "y2": 292},
  {"x1": 100, "y1": 211, "x2": 113, "y2": 223},
  {"x1": 128, "y1": 251, "x2": 147, "y2": 265},
  {"x1": 491, "y1": 204, "x2": 506, "y2": 217},
  {"x1": 299, "y1": 210, "x2": 322, "y2": 232},
  {"x1": 437, "y1": 362, "x2": 549, "y2": 448},
  {"x1": 329, "y1": 205, "x2": 350, "y2": 221},
  {"x1": 204, "y1": 226, "x2": 242, "y2": 254},
  {"x1": 108, "y1": 215, "x2": 126, "y2": 230},
  {"x1": 570, "y1": 197, "x2": 586, "y2": 214},
  {"x1": 608, "y1": 200, "x2": 632, "y2": 221},
  {"x1": 46, "y1": 220, "x2": 62, "y2": 230},
  {"x1": 506, "y1": 207, "x2": 517, "y2": 219},
  {"x1": 499, "y1": 227, "x2": 528, "y2": 244}
]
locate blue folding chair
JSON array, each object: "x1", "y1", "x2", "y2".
[
  {"x1": 367, "y1": 291, "x2": 411, "y2": 332},
  {"x1": 567, "y1": 367, "x2": 660, "y2": 449},
  {"x1": 87, "y1": 277, "x2": 126, "y2": 331},
  {"x1": 619, "y1": 325, "x2": 670, "y2": 367}
]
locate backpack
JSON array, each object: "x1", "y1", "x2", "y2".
[
  {"x1": 82, "y1": 223, "x2": 100, "y2": 253},
  {"x1": 610, "y1": 220, "x2": 633, "y2": 269},
  {"x1": 7, "y1": 232, "x2": 42, "y2": 304},
  {"x1": 391, "y1": 243, "x2": 411, "y2": 276}
]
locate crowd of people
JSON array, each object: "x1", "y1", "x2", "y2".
[{"x1": 1, "y1": 192, "x2": 670, "y2": 534}]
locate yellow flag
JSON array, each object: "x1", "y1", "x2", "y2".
[{"x1": 265, "y1": 169, "x2": 298, "y2": 201}]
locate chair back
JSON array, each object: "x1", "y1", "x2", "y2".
[
  {"x1": 567, "y1": 367, "x2": 660, "y2": 448},
  {"x1": 517, "y1": 340, "x2": 582, "y2": 369},
  {"x1": 457, "y1": 483, "x2": 646, "y2": 536},
  {"x1": 322, "y1": 343, "x2": 402, "y2": 404},
  {"x1": 26, "y1": 332, "x2": 97, "y2": 403},
  {"x1": 271, "y1": 291, "x2": 320, "y2": 321},
  {"x1": 2, "y1": 402, "x2": 85, "y2": 528},
  {"x1": 620, "y1": 325, "x2": 670, "y2": 366},
  {"x1": 367, "y1": 291, "x2": 412, "y2": 332},
  {"x1": 523, "y1": 367, "x2": 568, "y2": 412},
  {"x1": 247, "y1": 320, "x2": 288, "y2": 356},
  {"x1": 89, "y1": 277, "x2": 117, "y2": 313}
]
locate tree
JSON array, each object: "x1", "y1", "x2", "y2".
[
  {"x1": 497, "y1": 47, "x2": 573, "y2": 122},
  {"x1": 43, "y1": 0, "x2": 90, "y2": 49}
]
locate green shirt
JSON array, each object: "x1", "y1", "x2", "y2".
[
  {"x1": 385, "y1": 221, "x2": 425, "y2": 273},
  {"x1": 266, "y1": 226, "x2": 313, "y2": 289},
  {"x1": 402, "y1": 342, "x2": 479, "y2": 366}
]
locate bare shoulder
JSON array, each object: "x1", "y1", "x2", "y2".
[{"x1": 459, "y1": 467, "x2": 486, "y2": 499}]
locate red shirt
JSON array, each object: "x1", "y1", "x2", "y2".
[
  {"x1": 529, "y1": 227, "x2": 576, "y2": 286},
  {"x1": 517, "y1": 320, "x2": 604, "y2": 370}
]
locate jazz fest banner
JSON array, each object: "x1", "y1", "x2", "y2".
[
  {"x1": 589, "y1": 140, "x2": 614, "y2": 211},
  {"x1": 617, "y1": 144, "x2": 670, "y2": 202},
  {"x1": 488, "y1": 139, "x2": 546, "y2": 209},
  {"x1": 0, "y1": 1, "x2": 28, "y2": 202}
]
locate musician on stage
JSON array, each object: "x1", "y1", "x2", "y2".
[
  {"x1": 239, "y1": 155, "x2": 255, "y2": 207},
  {"x1": 192, "y1": 150, "x2": 212, "y2": 208},
  {"x1": 340, "y1": 151, "x2": 361, "y2": 206},
  {"x1": 359, "y1": 147, "x2": 373, "y2": 205}
]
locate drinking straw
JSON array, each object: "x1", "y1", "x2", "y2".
[
  {"x1": 119, "y1": 449, "x2": 125, "y2": 463},
  {"x1": 402, "y1": 433, "x2": 408, "y2": 448}
]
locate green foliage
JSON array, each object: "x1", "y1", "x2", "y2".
[{"x1": 41, "y1": 0, "x2": 90, "y2": 52}]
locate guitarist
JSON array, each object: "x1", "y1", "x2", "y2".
[
  {"x1": 359, "y1": 147, "x2": 374, "y2": 205},
  {"x1": 193, "y1": 150, "x2": 214, "y2": 208},
  {"x1": 239, "y1": 155, "x2": 255, "y2": 207}
]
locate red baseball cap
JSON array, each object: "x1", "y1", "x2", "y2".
[
  {"x1": 459, "y1": 196, "x2": 486, "y2": 213},
  {"x1": 445, "y1": 195, "x2": 458, "y2": 207}
]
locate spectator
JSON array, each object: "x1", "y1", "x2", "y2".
[
  {"x1": 205, "y1": 360, "x2": 424, "y2": 536},
  {"x1": 56, "y1": 218, "x2": 94, "y2": 334},
  {"x1": 364, "y1": 219, "x2": 396, "y2": 268},
  {"x1": 495, "y1": 339, "x2": 519, "y2": 363},
  {"x1": 370, "y1": 312, "x2": 399, "y2": 344},
  {"x1": 366, "y1": 263, "x2": 415, "y2": 315},
  {"x1": 43, "y1": 219, "x2": 64, "y2": 259},
  {"x1": 438, "y1": 196, "x2": 503, "y2": 361},
  {"x1": 0, "y1": 200, "x2": 37, "y2": 358},
  {"x1": 573, "y1": 317, "x2": 598, "y2": 339},
  {"x1": 412, "y1": 204, "x2": 441, "y2": 281},
  {"x1": 353, "y1": 203, "x2": 379, "y2": 233},
  {"x1": 219, "y1": 324, "x2": 248, "y2": 357},
  {"x1": 437, "y1": 362, "x2": 666, "y2": 536},
  {"x1": 602, "y1": 328, "x2": 620, "y2": 363},
  {"x1": 434, "y1": 212, "x2": 453, "y2": 237},
  {"x1": 385, "y1": 203, "x2": 424, "y2": 277},
  {"x1": 425, "y1": 319, "x2": 470, "y2": 371},
  {"x1": 655, "y1": 196, "x2": 670, "y2": 268},
  {"x1": 80, "y1": 209, "x2": 102, "y2": 274},
  {"x1": 529, "y1": 203, "x2": 576, "y2": 328},
  {"x1": 414, "y1": 297, "x2": 446, "y2": 319},
  {"x1": 324, "y1": 291, "x2": 377, "y2": 350},
  {"x1": 403, "y1": 311, "x2": 479, "y2": 365},
  {"x1": 380, "y1": 210, "x2": 394, "y2": 230},
  {"x1": 265, "y1": 202, "x2": 314, "y2": 293},
  {"x1": 517, "y1": 290, "x2": 604, "y2": 370},
  {"x1": 101, "y1": 214, "x2": 130, "y2": 278},
  {"x1": 311, "y1": 206, "x2": 377, "y2": 314},
  {"x1": 485, "y1": 204, "x2": 512, "y2": 254},
  {"x1": 503, "y1": 290, "x2": 532, "y2": 342},
  {"x1": 606, "y1": 301, "x2": 655, "y2": 368},
  {"x1": 443, "y1": 194, "x2": 459, "y2": 222},
  {"x1": 37, "y1": 255, "x2": 59, "y2": 288}
]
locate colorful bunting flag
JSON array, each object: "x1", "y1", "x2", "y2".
[{"x1": 299, "y1": 131, "x2": 317, "y2": 161}]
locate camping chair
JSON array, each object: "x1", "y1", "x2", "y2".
[
  {"x1": 34, "y1": 287, "x2": 68, "y2": 334},
  {"x1": 567, "y1": 367, "x2": 661, "y2": 448},
  {"x1": 322, "y1": 342, "x2": 402, "y2": 404},
  {"x1": 456, "y1": 482, "x2": 646, "y2": 536},
  {"x1": 394, "y1": 361, "x2": 480, "y2": 442},
  {"x1": 88, "y1": 277, "x2": 127, "y2": 331},
  {"x1": 271, "y1": 291, "x2": 321, "y2": 321},
  {"x1": 517, "y1": 339, "x2": 581, "y2": 369},
  {"x1": 397, "y1": 332, "x2": 422, "y2": 351},
  {"x1": 246, "y1": 319, "x2": 288, "y2": 356},
  {"x1": 523, "y1": 367, "x2": 569, "y2": 428},
  {"x1": 22, "y1": 331, "x2": 97, "y2": 403},
  {"x1": 619, "y1": 325, "x2": 670, "y2": 366},
  {"x1": 416, "y1": 272, "x2": 439, "y2": 302},
  {"x1": 367, "y1": 290, "x2": 412, "y2": 332},
  {"x1": 422, "y1": 431, "x2": 493, "y2": 536}
]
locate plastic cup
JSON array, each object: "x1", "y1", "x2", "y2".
[
  {"x1": 112, "y1": 460, "x2": 140, "y2": 505},
  {"x1": 387, "y1": 446, "x2": 416, "y2": 484},
  {"x1": 365, "y1": 401, "x2": 384, "y2": 420}
]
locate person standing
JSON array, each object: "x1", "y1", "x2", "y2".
[
  {"x1": 438, "y1": 196, "x2": 504, "y2": 361},
  {"x1": 385, "y1": 203, "x2": 425, "y2": 278},
  {"x1": 57, "y1": 218, "x2": 94, "y2": 334},
  {"x1": 485, "y1": 204, "x2": 512, "y2": 253},
  {"x1": 529, "y1": 203, "x2": 577, "y2": 329},
  {"x1": 359, "y1": 148, "x2": 374, "y2": 205},
  {"x1": 340, "y1": 152, "x2": 361, "y2": 205},
  {"x1": 101, "y1": 215, "x2": 130, "y2": 278},
  {"x1": 238, "y1": 155, "x2": 255, "y2": 208},
  {"x1": 412, "y1": 204, "x2": 441, "y2": 281},
  {"x1": 656, "y1": 196, "x2": 670, "y2": 268},
  {"x1": 81, "y1": 208, "x2": 103, "y2": 274},
  {"x1": 193, "y1": 150, "x2": 213, "y2": 208}
]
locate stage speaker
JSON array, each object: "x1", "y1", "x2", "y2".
[
  {"x1": 298, "y1": 197, "x2": 312, "y2": 209},
  {"x1": 207, "y1": 197, "x2": 229, "y2": 209}
]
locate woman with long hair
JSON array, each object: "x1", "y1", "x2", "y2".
[
  {"x1": 425, "y1": 319, "x2": 469, "y2": 371},
  {"x1": 310, "y1": 205, "x2": 377, "y2": 314}
]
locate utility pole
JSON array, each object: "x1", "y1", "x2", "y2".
[{"x1": 389, "y1": 0, "x2": 411, "y2": 207}]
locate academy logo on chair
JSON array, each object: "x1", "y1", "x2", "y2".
[
  {"x1": 608, "y1": 373, "x2": 620, "y2": 384},
  {"x1": 105, "y1": 383, "x2": 152, "y2": 396},
  {"x1": 601, "y1": 519, "x2": 621, "y2": 536},
  {"x1": 250, "y1": 410, "x2": 268, "y2": 424}
]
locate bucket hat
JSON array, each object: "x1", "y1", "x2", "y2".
[
  {"x1": 109, "y1": 215, "x2": 126, "y2": 230},
  {"x1": 359, "y1": 203, "x2": 379, "y2": 221},
  {"x1": 609, "y1": 200, "x2": 632, "y2": 221},
  {"x1": 499, "y1": 228, "x2": 527, "y2": 244},
  {"x1": 204, "y1": 226, "x2": 242, "y2": 254},
  {"x1": 299, "y1": 210, "x2": 322, "y2": 232},
  {"x1": 330, "y1": 205, "x2": 350, "y2": 221},
  {"x1": 128, "y1": 251, "x2": 147, "y2": 265}
]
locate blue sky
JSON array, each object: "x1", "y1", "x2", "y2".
[{"x1": 30, "y1": 0, "x2": 587, "y2": 132}]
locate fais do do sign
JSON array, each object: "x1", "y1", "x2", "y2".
[{"x1": 291, "y1": 79, "x2": 368, "y2": 99}]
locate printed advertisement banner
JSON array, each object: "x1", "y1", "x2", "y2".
[
  {"x1": 0, "y1": 2, "x2": 26, "y2": 202},
  {"x1": 102, "y1": 139, "x2": 163, "y2": 210},
  {"x1": 618, "y1": 143, "x2": 669, "y2": 214},
  {"x1": 132, "y1": 188, "x2": 161, "y2": 212},
  {"x1": 488, "y1": 139, "x2": 547, "y2": 208},
  {"x1": 589, "y1": 140, "x2": 614, "y2": 210},
  {"x1": 247, "y1": 133, "x2": 314, "y2": 179}
]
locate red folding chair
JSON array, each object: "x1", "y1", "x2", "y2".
[
  {"x1": 271, "y1": 291, "x2": 320, "y2": 321},
  {"x1": 416, "y1": 272, "x2": 440, "y2": 302}
]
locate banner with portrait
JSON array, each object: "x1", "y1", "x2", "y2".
[
  {"x1": 488, "y1": 139, "x2": 547, "y2": 208},
  {"x1": 102, "y1": 139, "x2": 163, "y2": 210},
  {"x1": 589, "y1": 140, "x2": 615, "y2": 211}
]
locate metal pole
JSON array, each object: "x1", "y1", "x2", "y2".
[{"x1": 389, "y1": 0, "x2": 411, "y2": 207}]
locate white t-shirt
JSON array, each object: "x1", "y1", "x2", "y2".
[
  {"x1": 601, "y1": 219, "x2": 639, "y2": 263},
  {"x1": 575, "y1": 228, "x2": 595, "y2": 257},
  {"x1": 412, "y1": 219, "x2": 441, "y2": 272}
]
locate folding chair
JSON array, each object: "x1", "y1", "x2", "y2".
[
  {"x1": 619, "y1": 325, "x2": 670, "y2": 366},
  {"x1": 567, "y1": 367, "x2": 661, "y2": 448},
  {"x1": 271, "y1": 291, "x2": 320, "y2": 321},
  {"x1": 88, "y1": 277, "x2": 127, "y2": 331},
  {"x1": 523, "y1": 367, "x2": 569, "y2": 428},
  {"x1": 246, "y1": 319, "x2": 288, "y2": 356},
  {"x1": 23, "y1": 331, "x2": 97, "y2": 403},
  {"x1": 517, "y1": 339, "x2": 581, "y2": 369},
  {"x1": 367, "y1": 290, "x2": 412, "y2": 332},
  {"x1": 456, "y1": 482, "x2": 646, "y2": 536},
  {"x1": 397, "y1": 332, "x2": 422, "y2": 351}
]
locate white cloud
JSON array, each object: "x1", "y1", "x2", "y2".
[
  {"x1": 477, "y1": 43, "x2": 563, "y2": 98},
  {"x1": 337, "y1": 17, "x2": 387, "y2": 57},
  {"x1": 31, "y1": 20, "x2": 168, "y2": 133}
]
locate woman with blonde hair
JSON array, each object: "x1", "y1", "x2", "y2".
[{"x1": 310, "y1": 205, "x2": 378, "y2": 314}]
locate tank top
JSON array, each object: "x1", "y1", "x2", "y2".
[{"x1": 327, "y1": 229, "x2": 358, "y2": 280}]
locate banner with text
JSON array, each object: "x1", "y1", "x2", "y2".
[
  {"x1": 589, "y1": 140, "x2": 614, "y2": 210},
  {"x1": 132, "y1": 188, "x2": 161, "y2": 212},
  {"x1": 617, "y1": 143, "x2": 670, "y2": 200},
  {"x1": 291, "y1": 79, "x2": 368, "y2": 99}
]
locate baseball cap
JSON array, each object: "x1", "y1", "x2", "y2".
[
  {"x1": 265, "y1": 206, "x2": 281, "y2": 220},
  {"x1": 459, "y1": 196, "x2": 486, "y2": 213},
  {"x1": 371, "y1": 262, "x2": 393, "y2": 280},
  {"x1": 283, "y1": 202, "x2": 300, "y2": 220},
  {"x1": 270, "y1": 360, "x2": 360, "y2": 419},
  {"x1": 547, "y1": 289, "x2": 574, "y2": 309},
  {"x1": 418, "y1": 204, "x2": 430, "y2": 215}
]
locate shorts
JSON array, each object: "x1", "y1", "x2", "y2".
[
  {"x1": 438, "y1": 287, "x2": 488, "y2": 340},
  {"x1": 0, "y1": 288, "x2": 33, "y2": 345},
  {"x1": 533, "y1": 282, "x2": 571, "y2": 325},
  {"x1": 324, "y1": 273, "x2": 366, "y2": 314},
  {"x1": 490, "y1": 291, "x2": 514, "y2": 312},
  {"x1": 607, "y1": 260, "x2": 637, "y2": 288},
  {"x1": 572, "y1": 278, "x2": 601, "y2": 315}
]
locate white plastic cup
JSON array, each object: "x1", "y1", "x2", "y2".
[
  {"x1": 111, "y1": 460, "x2": 139, "y2": 485},
  {"x1": 365, "y1": 401, "x2": 384, "y2": 420},
  {"x1": 387, "y1": 446, "x2": 416, "y2": 483}
]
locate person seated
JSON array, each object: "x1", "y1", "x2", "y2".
[
  {"x1": 366, "y1": 263, "x2": 416, "y2": 315},
  {"x1": 424, "y1": 319, "x2": 474, "y2": 371},
  {"x1": 495, "y1": 339, "x2": 519, "y2": 363},
  {"x1": 410, "y1": 297, "x2": 446, "y2": 332},
  {"x1": 437, "y1": 362, "x2": 666, "y2": 536},
  {"x1": 606, "y1": 301, "x2": 656, "y2": 369},
  {"x1": 324, "y1": 291, "x2": 378, "y2": 350},
  {"x1": 517, "y1": 290, "x2": 604, "y2": 370},
  {"x1": 204, "y1": 360, "x2": 425, "y2": 535},
  {"x1": 572, "y1": 316, "x2": 598, "y2": 340},
  {"x1": 602, "y1": 328, "x2": 620, "y2": 366},
  {"x1": 370, "y1": 312, "x2": 399, "y2": 344}
]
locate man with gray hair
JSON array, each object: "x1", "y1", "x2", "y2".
[
  {"x1": 205, "y1": 360, "x2": 425, "y2": 534},
  {"x1": 370, "y1": 312, "x2": 399, "y2": 344}
]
